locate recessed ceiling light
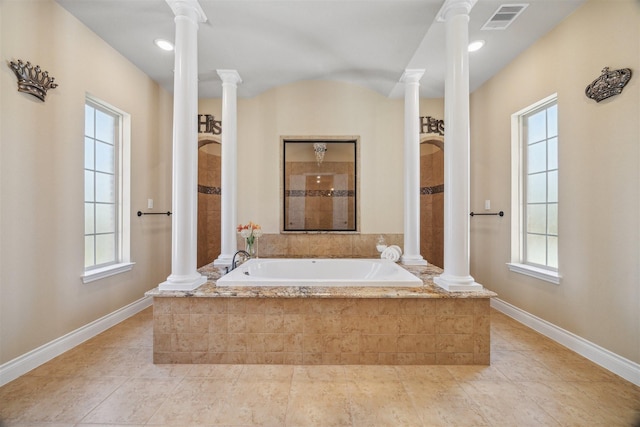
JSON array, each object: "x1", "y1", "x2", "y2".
[
  {"x1": 154, "y1": 38, "x2": 174, "y2": 51},
  {"x1": 468, "y1": 40, "x2": 485, "y2": 52}
]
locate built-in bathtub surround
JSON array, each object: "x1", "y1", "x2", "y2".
[{"x1": 147, "y1": 263, "x2": 495, "y2": 365}]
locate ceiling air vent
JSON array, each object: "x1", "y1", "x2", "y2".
[{"x1": 481, "y1": 4, "x2": 529, "y2": 30}]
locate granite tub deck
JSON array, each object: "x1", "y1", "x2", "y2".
[{"x1": 146, "y1": 263, "x2": 496, "y2": 365}]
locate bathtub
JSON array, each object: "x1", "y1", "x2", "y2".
[{"x1": 216, "y1": 258, "x2": 423, "y2": 287}]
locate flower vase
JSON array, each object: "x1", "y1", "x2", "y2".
[{"x1": 245, "y1": 238, "x2": 258, "y2": 258}]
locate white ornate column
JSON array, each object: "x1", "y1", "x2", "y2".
[
  {"x1": 434, "y1": 0, "x2": 483, "y2": 291},
  {"x1": 160, "y1": 0, "x2": 207, "y2": 291},
  {"x1": 400, "y1": 69, "x2": 428, "y2": 266},
  {"x1": 214, "y1": 70, "x2": 242, "y2": 268}
]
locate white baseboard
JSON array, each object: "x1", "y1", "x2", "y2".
[
  {"x1": 0, "y1": 296, "x2": 152, "y2": 387},
  {"x1": 491, "y1": 298, "x2": 640, "y2": 387}
]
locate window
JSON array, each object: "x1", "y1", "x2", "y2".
[
  {"x1": 508, "y1": 94, "x2": 560, "y2": 284},
  {"x1": 82, "y1": 96, "x2": 133, "y2": 283}
]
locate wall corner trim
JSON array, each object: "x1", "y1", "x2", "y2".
[
  {"x1": 0, "y1": 296, "x2": 152, "y2": 387},
  {"x1": 491, "y1": 298, "x2": 640, "y2": 387}
]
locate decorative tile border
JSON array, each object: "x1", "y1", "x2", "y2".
[
  {"x1": 198, "y1": 185, "x2": 221, "y2": 195},
  {"x1": 285, "y1": 190, "x2": 356, "y2": 197},
  {"x1": 421, "y1": 184, "x2": 444, "y2": 195}
]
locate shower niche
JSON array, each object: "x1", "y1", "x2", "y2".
[{"x1": 282, "y1": 137, "x2": 358, "y2": 232}]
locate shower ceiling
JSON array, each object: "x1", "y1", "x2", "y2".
[{"x1": 55, "y1": 0, "x2": 585, "y2": 99}]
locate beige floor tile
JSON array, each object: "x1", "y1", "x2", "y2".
[
  {"x1": 239, "y1": 364, "x2": 294, "y2": 381},
  {"x1": 186, "y1": 363, "x2": 244, "y2": 379},
  {"x1": 2, "y1": 376, "x2": 126, "y2": 424},
  {"x1": 72, "y1": 347, "x2": 152, "y2": 378},
  {"x1": 347, "y1": 376, "x2": 423, "y2": 426},
  {"x1": 402, "y1": 379, "x2": 489, "y2": 426},
  {"x1": 394, "y1": 365, "x2": 456, "y2": 382},
  {"x1": 25, "y1": 345, "x2": 101, "y2": 378},
  {"x1": 517, "y1": 380, "x2": 613, "y2": 425},
  {"x1": 571, "y1": 380, "x2": 640, "y2": 426},
  {"x1": 526, "y1": 349, "x2": 623, "y2": 382},
  {"x1": 0, "y1": 376, "x2": 56, "y2": 420},
  {"x1": 146, "y1": 377, "x2": 235, "y2": 425},
  {"x1": 87, "y1": 324, "x2": 153, "y2": 348},
  {"x1": 2, "y1": 423, "x2": 76, "y2": 427},
  {"x1": 493, "y1": 328, "x2": 565, "y2": 352},
  {"x1": 293, "y1": 365, "x2": 347, "y2": 382},
  {"x1": 212, "y1": 378, "x2": 291, "y2": 426},
  {"x1": 444, "y1": 365, "x2": 510, "y2": 382},
  {"x1": 286, "y1": 378, "x2": 353, "y2": 426},
  {"x1": 491, "y1": 350, "x2": 560, "y2": 382},
  {"x1": 76, "y1": 425, "x2": 145, "y2": 427},
  {"x1": 460, "y1": 380, "x2": 560, "y2": 426},
  {"x1": 1, "y1": 307, "x2": 638, "y2": 427},
  {"x1": 80, "y1": 377, "x2": 182, "y2": 424},
  {"x1": 135, "y1": 362, "x2": 192, "y2": 378},
  {"x1": 9, "y1": 377, "x2": 126, "y2": 423},
  {"x1": 344, "y1": 365, "x2": 400, "y2": 382}
]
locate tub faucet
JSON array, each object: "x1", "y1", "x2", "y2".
[{"x1": 231, "y1": 250, "x2": 250, "y2": 271}]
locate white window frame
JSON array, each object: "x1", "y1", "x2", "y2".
[
  {"x1": 82, "y1": 94, "x2": 134, "y2": 283},
  {"x1": 507, "y1": 93, "x2": 561, "y2": 284}
]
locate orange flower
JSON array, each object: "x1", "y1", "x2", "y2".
[{"x1": 237, "y1": 222, "x2": 261, "y2": 233}]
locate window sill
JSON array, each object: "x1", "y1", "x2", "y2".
[
  {"x1": 506, "y1": 263, "x2": 561, "y2": 285},
  {"x1": 82, "y1": 262, "x2": 135, "y2": 284}
]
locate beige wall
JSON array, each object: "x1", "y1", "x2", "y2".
[
  {"x1": 470, "y1": 0, "x2": 639, "y2": 363},
  {"x1": 200, "y1": 81, "x2": 444, "y2": 236},
  {"x1": 0, "y1": 0, "x2": 173, "y2": 364}
]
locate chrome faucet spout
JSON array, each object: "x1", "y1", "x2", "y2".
[{"x1": 231, "y1": 250, "x2": 251, "y2": 271}]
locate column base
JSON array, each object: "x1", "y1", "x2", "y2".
[
  {"x1": 400, "y1": 255, "x2": 428, "y2": 266},
  {"x1": 159, "y1": 273, "x2": 207, "y2": 291},
  {"x1": 213, "y1": 254, "x2": 234, "y2": 269},
  {"x1": 434, "y1": 273, "x2": 483, "y2": 292}
]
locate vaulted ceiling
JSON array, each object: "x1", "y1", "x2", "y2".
[{"x1": 55, "y1": 0, "x2": 585, "y2": 98}]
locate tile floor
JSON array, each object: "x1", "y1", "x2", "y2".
[{"x1": 1, "y1": 307, "x2": 639, "y2": 426}]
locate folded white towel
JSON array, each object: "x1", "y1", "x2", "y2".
[
  {"x1": 389, "y1": 245, "x2": 403, "y2": 256},
  {"x1": 381, "y1": 246, "x2": 400, "y2": 262}
]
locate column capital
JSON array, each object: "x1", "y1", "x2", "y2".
[
  {"x1": 166, "y1": 0, "x2": 207, "y2": 22},
  {"x1": 436, "y1": 0, "x2": 477, "y2": 22},
  {"x1": 217, "y1": 69, "x2": 243, "y2": 86},
  {"x1": 400, "y1": 69, "x2": 425, "y2": 84}
]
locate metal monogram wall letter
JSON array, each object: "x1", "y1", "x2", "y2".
[
  {"x1": 198, "y1": 114, "x2": 222, "y2": 135},
  {"x1": 585, "y1": 67, "x2": 632, "y2": 103},
  {"x1": 420, "y1": 116, "x2": 445, "y2": 136},
  {"x1": 9, "y1": 59, "x2": 58, "y2": 102}
]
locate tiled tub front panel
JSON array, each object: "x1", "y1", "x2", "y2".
[{"x1": 152, "y1": 297, "x2": 490, "y2": 365}]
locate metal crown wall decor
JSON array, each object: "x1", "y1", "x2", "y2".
[
  {"x1": 8, "y1": 59, "x2": 58, "y2": 102},
  {"x1": 585, "y1": 67, "x2": 632, "y2": 103}
]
